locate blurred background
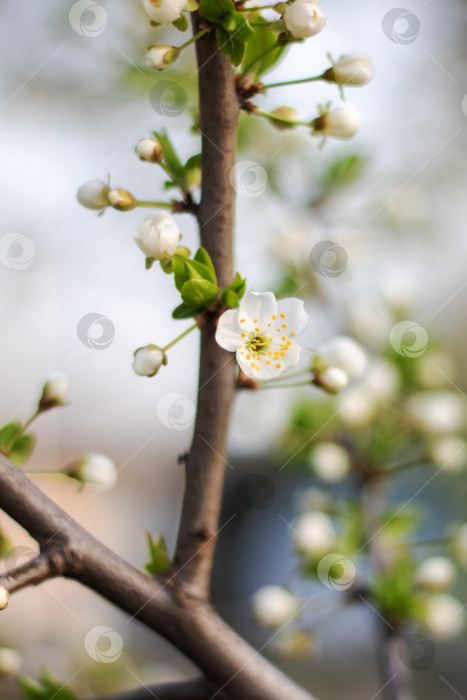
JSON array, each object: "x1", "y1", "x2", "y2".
[{"x1": 1, "y1": 0, "x2": 467, "y2": 698}]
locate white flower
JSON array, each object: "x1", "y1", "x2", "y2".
[
  {"x1": 216, "y1": 291, "x2": 308, "y2": 380},
  {"x1": 251, "y1": 585, "x2": 298, "y2": 628},
  {"x1": 309, "y1": 442, "x2": 350, "y2": 482},
  {"x1": 284, "y1": 0, "x2": 327, "y2": 39},
  {"x1": 135, "y1": 138, "x2": 163, "y2": 163},
  {"x1": 314, "y1": 104, "x2": 361, "y2": 140},
  {"x1": 293, "y1": 512, "x2": 335, "y2": 557},
  {"x1": 134, "y1": 212, "x2": 180, "y2": 260},
  {"x1": 407, "y1": 392, "x2": 466, "y2": 434},
  {"x1": 146, "y1": 45, "x2": 180, "y2": 71},
  {"x1": 108, "y1": 188, "x2": 136, "y2": 211},
  {"x1": 143, "y1": 0, "x2": 187, "y2": 24},
  {"x1": 317, "y1": 367, "x2": 349, "y2": 393},
  {"x1": 78, "y1": 453, "x2": 117, "y2": 489},
  {"x1": 330, "y1": 53, "x2": 373, "y2": 86},
  {"x1": 415, "y1": 557, "x2": 456, "y2": 593},
  {"x1": 77, "y1": 180, "x2": 109, "y2": 210},
  {"x1": 0, "y1": 648, "x2": 22, "y2": 676},
  {"x1": 39, "y1": 373, "x2": 69, "y2": 410},
  {"x1": 430, "y1": 436, "x2": 466, "y2": 471},
  {"x1": 133, "y1": 345, "x2": 166, "y2": 377},
  {"x1": 319, "y1": 336, "x2": 368, "y2": 379},
  {"x1": 422, "y1": 594, "x2": 466, "y2": 640},
  {"x1": 0, "y1": 586, "x2": 9, "y2": 610}
]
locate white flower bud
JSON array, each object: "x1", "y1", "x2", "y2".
[
  {"x1": 133, "y1": 345, "x2": 167, "y2": 377},
  {"x1": 251, "y1": 585, "x2": 298, "y2": 628},
  {"x1": 135, "y1": 138, "x2": 163, "y2": 163},
  {"x1": 0, "y1": 586, "x2": 9, "y2": 610},
  {"x1": 77, "y1": 453, "x2": 117, "y2": 489},
  {"x1": 267, "y1": 107, "x2": 302, "y2": 131},
  {"x1": 422, "y1": 594, "x2": 466, "y2": 640},
  {"x1": 430, "y1": 436, "x2": 466, "y2": 471},
  {"x1": 0, "y1": 648, "x2": 22, "y2": 676},
  {"x1": 407, "y1": 392, "x2": 466, "y2": 434},
  {"x1": 39, "y1": 374, "x2": 69, "y2": 411},
  {"x1": 293, "y1": 512, "x2": 335, "y2": 557},
  {"x1": 313, "y1": 104, "x2": 361, "y2": 140},
  {"x1": 108, "y1": 188, "x2": 136, "y2": 211},
  {"x1": 309, "y1": 442, "x2": 350, "y2": 482},
  {"x1": 284, "y1": 0, "x2": 327, "y2": 39},
  {"x1": 326, "y1": 53, "x2": 373, "y2": 86},
  {"x1": 415, "y1": 557, "x2": 456, "y2": 593},
  {"x1": 143, "y1": 0, "x2": 187, "y2": 24},
  {"x1": 317, "y1": 367, "x2": 349, "y2": 393},
  {"x1": 319, "y1": 336, "x2": 368, "y2": 379},
  {"x1": 77, "y1": 180, "x2": 110, "y2": 210},
  {"x1": 146, "y1": 45, "x2": 180, "y2": 71},
  {"x1": 134, "y1": 212, "x2": 180, "y2": 261}
]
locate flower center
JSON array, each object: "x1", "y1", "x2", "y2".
[{"x1": 246, "y1": 332, "x2": 270, "y2": 356}]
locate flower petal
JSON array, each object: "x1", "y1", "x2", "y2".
[
  {"x1": 215, "y1": 309, "x2": 241, "y2": 351},
  {"x1": 239, "y1": 291, "x2": 278, "y2": 330},
  {"x1": 276, "y1": 298, "x2": 308, "y2": 335}
]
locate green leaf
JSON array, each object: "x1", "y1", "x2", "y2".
[
  {"x1": 220, "y1": 289, "x2": 239, "y2": 308},
  {"x1": 20, "y1": 670, "x2": 76, "y2": 700},
  {"x1": 199, "y1": 0, "x2": 235, "y2": 22},
  {"x1": 10, "y1": 434, "x2": 35, "y2": 467},
  {"x1": 173, "y1": 14, "x2": 189, "y2": 31},
  {"x1": 146, "y1": 256, "x2": 155, "y2": 270},
  {"x1": 184, "y1": 153, "x2": 202, "y2": 189},
  {"x1": 144, "y1": 533, "x2": 171, "y2": 575},
  {"x1": 173, "y1": 254, "x2": 191, "y2": 292},
  {"x1": 184, "y1": 258, "x2": 216, "y2": 284},
  {"x1": 172, "y1": 303, "x2": 206, "y2": 319},
  {"x1": 181, "y1": 279, "x2": 219, "y2": 307},
  {"x1": 241, "y1": 17, "x2": 285, "y2": 78},
  {"x1": 185, "y1": 0, "x2": 198, "y2": 9},
  {"x1": 194, "y1": 247, "x2": 216, "y2": 282},
  {"x1": 320, "y1": 153, "x2": 365, "y2": 191},
  {"x1": 225, "y1": 271, "x2": 246, "y2": 298},
  {"x1": 153, "y1": 130, "x2": 185, "y2": 184},
  {"x1": 216, "y1": 26, "x2": 247, "y2": 66},
  {"x1": 0, "y1": 422, "x2": 23, "y2": 452}
]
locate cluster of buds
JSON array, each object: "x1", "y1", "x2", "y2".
[{"x1": 77, "y1": 180, "x2": 136, "y2": 212}]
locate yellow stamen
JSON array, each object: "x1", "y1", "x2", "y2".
[{"x1": 280, "y1": 313, "x2": 286, "y2": 319}]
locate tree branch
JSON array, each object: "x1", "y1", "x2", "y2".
[
  {"x1": 89, "y1": 678, "x2": 229, "y2": 700},
  {"x1": 171, "y1": 14, "x2": 239, "y2": 595},
  {"x1": 0, "y1": 554, "x2": 53, "y2": 594}
]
